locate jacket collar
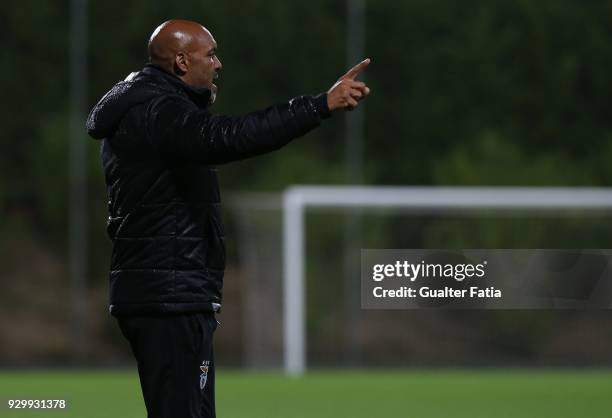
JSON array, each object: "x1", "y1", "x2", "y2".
[{"x1": 142, "y1": 63, "x2": 212, "y2": 109}]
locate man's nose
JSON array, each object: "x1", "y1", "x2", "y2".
[{"x1": 214, "y1": 56, "x2": 222, "y2": 71}]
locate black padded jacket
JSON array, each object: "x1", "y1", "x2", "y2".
[{"x1": 86, "y1": 64, "x2": 330, "y2": 316}]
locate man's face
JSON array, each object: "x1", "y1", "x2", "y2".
[{"x1": 185, "y1": 29, "x2": 222, "y2": 102}]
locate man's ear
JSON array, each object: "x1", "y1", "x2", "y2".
[{"x1": 174, "y1": 51, "x2": 188, "y2": 75}]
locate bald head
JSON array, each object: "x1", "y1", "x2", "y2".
[
  {"x1": 148, "y1": 20, "x2": 222, "y2": 100},
  {"x1": 148, "y1": 20, "x2": 208, "y2": 69}
]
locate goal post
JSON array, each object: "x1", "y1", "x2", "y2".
[{"x1": 282, "y1": 186, "x2": 612, "y2": 376}]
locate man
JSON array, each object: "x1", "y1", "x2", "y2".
[{"x1": 86, "y1": 19, "x2": 370, "y2": 418}]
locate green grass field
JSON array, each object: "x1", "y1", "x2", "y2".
[{"x1": 0, "y1": 369, "x2": 610, "y2": 418}]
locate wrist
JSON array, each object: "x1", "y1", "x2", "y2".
[{"x1": 314, "y1": 93, "x2": 332, "y2": 119}]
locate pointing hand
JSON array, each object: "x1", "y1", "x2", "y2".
[{"x1": 327, "y1": 58, "x2": 371, "y2": 112}]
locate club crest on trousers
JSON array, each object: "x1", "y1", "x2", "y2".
[{"x1": 200, "y1": 361, "x2": 210, "y2": 390}]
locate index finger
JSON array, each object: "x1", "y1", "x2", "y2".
[{"x1": 343, "y1": 58, "x2": 371, "y2": 80}]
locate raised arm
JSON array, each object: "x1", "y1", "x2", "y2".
[
  {"x1": 148, "y1": 93, "x2": 330, "y2": 164},
  {"x1": 148, "y1": 58, "x2": 371, "y2": 164}
]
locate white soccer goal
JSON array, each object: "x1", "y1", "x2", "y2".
[{"x1": 282, "y1": 186, "x2": 612, "y2": 376}]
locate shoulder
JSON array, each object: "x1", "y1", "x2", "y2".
[
  {"x1": 143, "y1": 92, "x2": 210, "y2": 145},
  {"x1": 148, "y1": 92, "x2": 196, "y2": 113}
]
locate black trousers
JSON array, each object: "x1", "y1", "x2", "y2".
[{"x1": 117, "y1": 312, "x2": 218, "y2": 418}]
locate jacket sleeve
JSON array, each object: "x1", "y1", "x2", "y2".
[{"x1": 146, "y1": 93, "x2": 331, "y2": 164}]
